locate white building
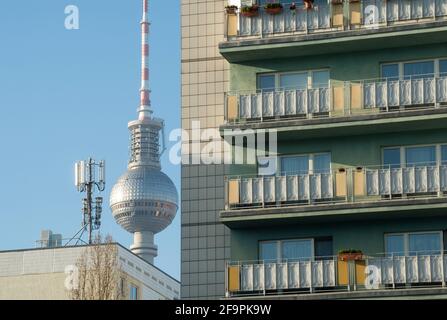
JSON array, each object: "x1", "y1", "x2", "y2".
[{"x1": 0, "y1": 243, "x2": 180, "y2": 300}]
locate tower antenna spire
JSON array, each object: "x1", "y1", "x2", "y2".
[{"x1": 139, "y1": 0, "x2": 152, "y2": 120}]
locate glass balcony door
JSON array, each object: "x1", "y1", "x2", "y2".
[
  {"x1": 385, "y1": 232, "x2": 442, "y2": 256},
  {"x1": 279, "y1": 152, "x2": 331, "y2": 175},
  {"x1": 382, "y1": 58, "x2": 447, "y2": 80},
  {"x1": 383, "y1": 144, "x2": 446, "y2": 168},
  {"x1": 259, "y1": 237, "x2": 332, "y2": 263},
  {"x1": 258, "y1": 70, "x2": 329, "y2": 92}
]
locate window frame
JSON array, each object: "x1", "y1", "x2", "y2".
[
  {"x1": 259, "y1": 238, "x2": 315, "y2": 263},
  {"x1": 257, "y1": 68, "x2": 331, "y2": 92},
  {"x1": 381, "y1": 57, "x2": 447, "y2": 80},
  {"x1": 259, "y1": 237, "x2": 333, "y2": 263},
  {"x1": 129, "y1": 284, "x2": 139, "y2": 300},
  {"x1": 382, "y1": 143, "x2": 447, "y2": 168},
  {"x1": 278, "y1": 152, "x2": 332, "y2": 175},
  {"x1": 384, "y1": 231, "x2": 444, "y2": 256}
]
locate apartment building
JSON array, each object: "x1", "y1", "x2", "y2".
[{"x1": 218, "y1": 0, "x2": 447, "y2": 299}]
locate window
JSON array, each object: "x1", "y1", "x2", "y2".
[
  {"x1": 258, "y1": 74, "x2": 275, "y2": 92},
  {"x1": 314, "y1": 238, "x2": 333, "y2": 260},
  {"x1": 405, "y1": 146, "x2": 436, "y2": 167},
  {"x1": 385, "y1": 232, "x2": 442, "y2": 256},
  {"x1": 280, "y1": 73, "x2": 307, "y2": 90},
  {"x1": 260, "y1": 241, "x2": 278, "y2": 262},
  {"x1": 408, "y1": 233, "x2": 441, "y2": 256},
  {"x1": 282, "y1": 240, "x2": 313, "y2": 261},
  {"x1": 381, "y1": 64, "x2": 399, "y2": 81},
  {"x1": 381, "y1": 58, "x2": 447, "y2": 81},
  {"x1": 281, "y1": 155, "x2": 308, "y2": 175},
  {"x1": 257, "y1": 70, "x2": 329, "y2": 91},
  {"x1": 130, "y1": 285, "x2": 138, "y2": 300},
  {"x1": 442, "y1": 145, "x2": 447, "y2": 165},
  {"x1": 383, "y1": 144, "x2": 447, "y2": 168},
  {"x1": 280, "y1": 153, "x2": 331, "y2": 175},
  {"x1": 383, "y1": 148, "x2": 401, "y2": 168},
  {"x1": 403, "y1": 61, "x2": 434, "y2": 80},
  {"x1": 312, "y1": 70, "x2": 330, "y2": 88},
  {"x1": 440, "y1": 59, "x2": 447, "y2": 77},
  {"x1": 313, "y1": 153, "x2": 331, "y2": 174},
  {"x1": 259, "y1": 238, "x2": 332, "y2": 262}
]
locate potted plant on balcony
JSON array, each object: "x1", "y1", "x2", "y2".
[
  {"x1": 349, "y1": 0, "x2": 360, "y2": 3},
  {"x1": 303, "y1": 0, "x2": 314, "y2": 9},
  {"x1": 264, "y1": 2, "x2": 283, "y2": 15},
  {"x1": 338, "y1": 249, "x2": 364, "y2": 261},
  {"x1": 331, "y1": 0, "x2": 343, "y2": 4},
  {"x1": 225, "y1": 5, "x2": 238, "y2": 15},
  {"x1": 240, "y1": 4, "x2": 260, "y2": 17}
]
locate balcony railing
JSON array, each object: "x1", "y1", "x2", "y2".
[
  {"x1": 225, "y1": 0, "x2": 447, "y2": 40},
  {"x1": 225, "y1": 253, "x2": 447, "y2": 297},
  {"x1": 224, "y1": 75, "x2": 447, "y2": 123},
  {"x1": 225, "y1": 164, "x2": 447, "y2": 210}
]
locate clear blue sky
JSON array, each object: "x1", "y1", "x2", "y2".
[{"x1": 0, "y1": 1, "x2": 181, "y2": 279}]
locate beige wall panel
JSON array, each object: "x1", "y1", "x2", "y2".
[
  {"x1": 350, "y1": 3, "x2": 362, "y2": 25},
  {"x1": 332, "y1": 4, "x2": 344, "y2": 27},
  {"x1": 227, "y1": 14, "x2": 238, "y2": 37},
  {"x1": 350, "y1": 83, "x2": 362, "y2": 110},
  {"x1": 228, "y1": 180, "x2": 240, "y2": 205}
]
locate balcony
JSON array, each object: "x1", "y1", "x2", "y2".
[
  {"x1": 226, "y1": 1, "x2": 447, "y2": 40},
  {"x1": 226, "y1": 75, "x2": 447, "y2": 123},
  {"x1": 221, "y1": 1, "x2": 447, "y2": 62},
  {"x1": 222, "y1": 75, "x2": 447, "y2": 137},
  {"x1": 222, "y1": 164, "x2": 447, "y2": 224},
  {"x1": 225, "y1": 253, "x2": 447, "y2": 298}
]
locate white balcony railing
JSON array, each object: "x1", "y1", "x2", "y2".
[
  {"x1": 226, "y1": 0, "x2": 447, "y2": 40},
  {"x1": 225, "y1": 76, "x2": 447, "y2": 123},
  {"x1": 225, "y1": 165, "x2": 447, "y2": 210},
  {"x1": 226, "y1": 254, "x2": 447, "y2": 296}
]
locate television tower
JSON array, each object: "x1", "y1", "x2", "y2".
[{"x1": 109, "y1": 0, "x2": 178, "y2": 264}]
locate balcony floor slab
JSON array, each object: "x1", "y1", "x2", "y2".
[
  {"x1": 220, "y1": 21, "x2": 447, "y2": 63},
  {"x1": 220, "y1": 197, "x2": 447, "y2": 228},
  {"x1": 220, "y1": 108, "x2": 447, "y2": 140}
]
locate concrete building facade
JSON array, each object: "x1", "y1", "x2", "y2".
[{"x1": 183, "y1": 0, "x2": 447, "y2": 299}]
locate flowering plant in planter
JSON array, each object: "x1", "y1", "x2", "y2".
[
  {"x1": 240, "y1": 4, "x2": 260, "y2": 17},
  {"x1": 338, "y1": 249, "x2": 364, "y2": 261},
  {"x1": 225, "y1": 5, "x2": 238, "y2": 14},
  {"x1": 290, "y1": 2, "x2": 297, "y2": 10},
  {"x1": 264, "y1": 2, "x2": 283, "y2": 15}
]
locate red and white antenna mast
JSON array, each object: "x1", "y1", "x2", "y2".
[{"x1": 139, "y1": 0, "x2": 152, "y2": 120}]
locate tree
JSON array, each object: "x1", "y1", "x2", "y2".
[{"x1": 69, "y1": 235, "x2": 126, "y2": 300}]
